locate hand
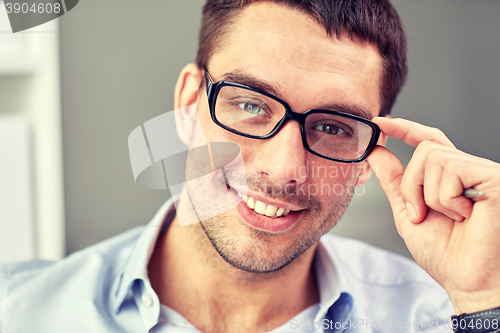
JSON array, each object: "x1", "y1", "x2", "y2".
[{"x1": 367, "y1": 117, "x2": 500, "y2": 314}]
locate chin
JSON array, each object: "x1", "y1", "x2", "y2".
[{"x1": 199, "y1": 208, "x2": 330, "y2": 274}]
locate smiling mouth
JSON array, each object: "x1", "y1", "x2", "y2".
[
  {"x1": 235, "y1": 190, "x2": 293, "y2": 218},
  {"x1": 226, "y1": 186, "x2": 303, "y2": 232}
]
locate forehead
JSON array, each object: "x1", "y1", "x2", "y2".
[{"x1": 207, "y1": 2, "x2": 383, "y2": 116}]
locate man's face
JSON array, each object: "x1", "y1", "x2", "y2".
[{"x1": 184, "y1": 2, "x2": 382, "y2": 273}]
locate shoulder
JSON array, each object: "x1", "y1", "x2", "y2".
[
  {"x1": 0, "y1": 225, "x2": 143, "y2": 281},
  {"x1": 318, "y1": 234, "x2": 454, "y2": 324},
  {"x1": 0, "y1": 226, "x2": 144, "y2": 332},
  {"x1": 319, "y1": 233, "x2": 437, "y2": 286}
]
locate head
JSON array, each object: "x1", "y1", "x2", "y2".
[{"x1": 174, "y1": 0, "x2": 406, "y2": 273}]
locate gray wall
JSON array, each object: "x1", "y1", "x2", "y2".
[
  {"x1": 60, "y1": 0, "x2": 204, "y2": 252},
  {"x1": 60, "y1": 1, "x2": 500, "y2": 258}
]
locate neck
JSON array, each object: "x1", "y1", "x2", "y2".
[{"x1": 148, "y1": 209, "x2": 320, "y2": 333}]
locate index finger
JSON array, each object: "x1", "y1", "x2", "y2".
[{"x1": 373, "y1": 117, "x2": 455, "y2": 148}]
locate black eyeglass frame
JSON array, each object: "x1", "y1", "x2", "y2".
[{"x1": 203, "y1": 69, "x2": 381, "y2": 163}]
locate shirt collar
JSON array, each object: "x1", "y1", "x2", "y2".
[
  {"x1": 112, "y1": 196, "x2": 177, "y2": 315},
  {"x1": 313, "y1": 236, "x2": 355, "y2": 325}
]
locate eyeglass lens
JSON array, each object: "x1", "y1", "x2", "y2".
[{"x1": 214, "y1": 85, "x2": 374, "y2": 161}]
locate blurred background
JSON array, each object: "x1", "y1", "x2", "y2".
[{"x1": 1, "y1": 0, "x2": 499, "y2": 263}]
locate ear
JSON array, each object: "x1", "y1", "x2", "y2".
[
  {"x1": 174, "y1": 63, "x2": 203, "y2": 145},
  {"x1": 356, "y1": 115, "x2": 390, "y2": 186}
]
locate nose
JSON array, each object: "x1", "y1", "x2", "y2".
[{"x1": 251, "y1": 120, "x2": 307, "y2": 185}]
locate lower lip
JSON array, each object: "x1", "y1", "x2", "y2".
[{"x1": 229, "y1": 188, "x2": 302, "y2": 233}]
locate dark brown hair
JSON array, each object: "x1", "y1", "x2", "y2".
[{"x1": 196, "y1": 0, "x2": 407, "y2": 116}]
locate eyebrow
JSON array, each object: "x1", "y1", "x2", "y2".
[
  {"x1": 221, "y1": 70, "x2": 282, "y2": 97},
  {"x1": 316, "y1": 103, "x2": 374, "y2": 120},
  {"x1": 220, "y1": 70, "x2": 374, "y2": 121}
]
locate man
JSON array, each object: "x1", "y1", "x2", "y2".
[{"x1": 1, "y1": 0, "x2": 500, "y2": 332}]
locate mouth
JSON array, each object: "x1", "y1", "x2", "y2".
[
  {"x1": 227, "y1": 186, "x2": 304, "y2": 233},
  {"x1": 237, "y1": 191, "x2": 292, "y2": 218}
]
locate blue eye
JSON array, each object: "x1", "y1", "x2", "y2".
[{"x1": 238, "y1": 102, "x2": 266, "y2": 115}]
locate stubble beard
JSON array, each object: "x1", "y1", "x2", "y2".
[{"x1": 186, "y1": 167, "x2": 356, "y2": 274}]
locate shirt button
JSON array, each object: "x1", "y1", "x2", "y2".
[{"x1": 141, "y1": 294, "x2": 153, "y2": 307}]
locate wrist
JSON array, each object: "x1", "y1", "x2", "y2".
[{"x1": 449, "y1": 290, "x2": 500, "y2": 314}]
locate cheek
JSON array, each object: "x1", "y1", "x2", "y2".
[
  {"x1": 187, "y1": 117, "x2": 209, "y2": 149},
  {"x1": 195, "y1": 102, "x2": 237, "y2": 144},
  {"x1": 196, "y1": 111, "x2": 256, "y2": 162},
  {"x1": 193, "y1": 104, "x2": 213, "y2": 141},
  {"x1": 309, "y1": 163, "x2": 360, "y2": 199}
]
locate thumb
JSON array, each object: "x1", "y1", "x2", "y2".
[{"x1": 367, "y1": 146, "x2": 408, "y2": 229}]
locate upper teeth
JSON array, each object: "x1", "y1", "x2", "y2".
[{"x1": 237, "y1": 192, "x2": 291, "y2": 218}]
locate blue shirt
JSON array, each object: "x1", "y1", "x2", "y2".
[{"x1": 0, "y1": 197, "x2": 454, "y2": 332}]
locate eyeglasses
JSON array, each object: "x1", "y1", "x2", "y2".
[{"x1": 203, "y1": 69, "x2": 381, "y2": 163}]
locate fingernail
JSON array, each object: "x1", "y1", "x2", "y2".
[{"x1": 405, "y1": 202, "x2": 416, "y2": 222}]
